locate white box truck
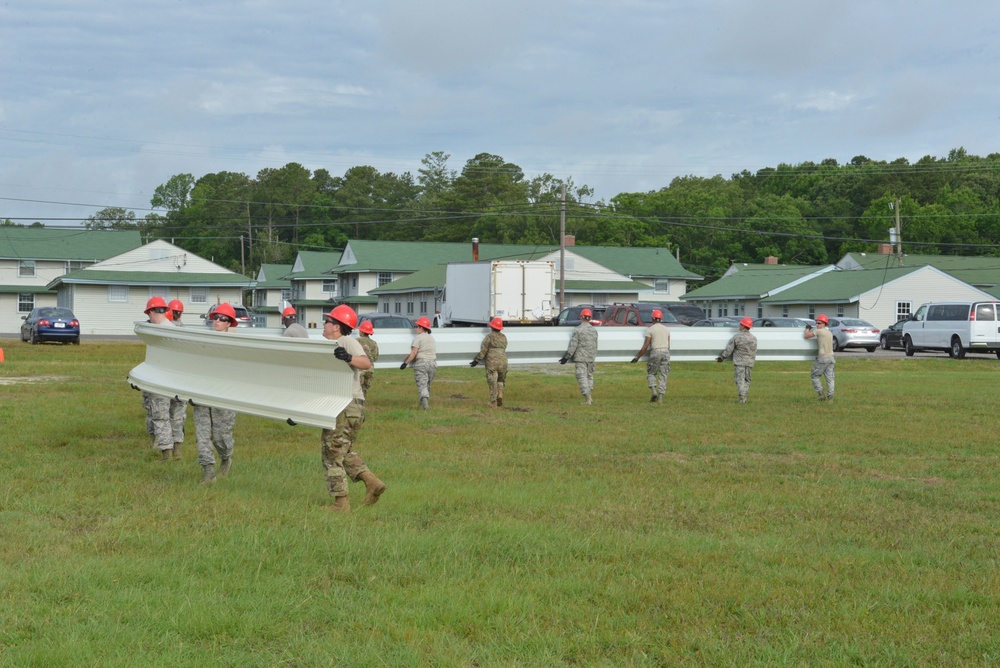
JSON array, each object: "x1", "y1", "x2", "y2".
[{"x1": 442, "y1": 260, "x2": 556, "y2": 326}]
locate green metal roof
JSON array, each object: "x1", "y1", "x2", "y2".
[
  {"x1": 256, "y1": 264, "x2": 293, "y2": 288},
  {"x1": 839, "y1": 252, "x2": 1000, "y2": 272},
  {"x1": 941, "y1": 268, "x2": 1000, "y2": 298},
  {"x1": 684, "y1": 265, "x2": 831, "y2": 300},
  {"x1": 0, "y1": 284, "x2": 56, "y2": 294},
  {"x1": 290, "y1": 251, "x2": 340, "y2": 279},
  {"x1": 0, "y1": 228, "x2": 143, "y2": 261},
  {"x1": 330, "y1": 240, "x2": 549, "y2": 274},
  {"x1": 563, "y1": 279, "x2": 651, "y2": 291},
  {"x1": 569, "y1": 246, "x2": 702, "y2": 280},
  {"x1": 761, "y1": 266, "x2": 925, "y2": 303},
  {"x1": 369, "y1": 264, "x2": 447, "y2": 294},
  {"x1": 48, "y1": 270, "x2": 254, "y2": 289}
]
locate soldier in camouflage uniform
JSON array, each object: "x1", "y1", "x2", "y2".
[
  {"x1": 401, "y1": 316, "x2": 436, "y2": 410},
  {"x1": 357, "y1": 320, "x2": 379, "y2": 399},
  {"x1": 321, "y1": 305, "x2": 385, "y2": 512},
  {"x1": 141, "y1": 297, "x2": 178, "y2": 460},
  {"x1": 167, "y1": 299, "x2": 187, "y2": 459},
  {"x1": 470, "y1": 317, "x2": 508, "y2": 407},
  {"x1": 195, "y1": 303, "x2": 239, "y2": 484},
  {"x1": 560, "y1": 308, "x2": 599, "y2": 405},
  {"x1": 804, "y1": 314, "x2": 835, "y2": 401},
  {"x1": 716, "y1": 317, "x2": 758, "y2": 404},
  {"x1": 630, "y1": 309, "x2": 671, "y2": 402}
]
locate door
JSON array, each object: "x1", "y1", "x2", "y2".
[
  {"x1": 907, "y1": 304, "x2": 927, "y2": 346},
  {"x1": 971, "y1": 302, "x2": 998, "y2": 345}
]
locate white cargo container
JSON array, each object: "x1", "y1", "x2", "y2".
[{"x1": 443, "y1": 260, "x2": 555, "y2": 326}]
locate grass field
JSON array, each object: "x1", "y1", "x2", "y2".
[{"x1": 0, "y1": 338, "x2": 997, "y2": 666}]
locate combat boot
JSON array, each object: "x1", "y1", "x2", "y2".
[
  {"x1": 331, "y1": 496, "x2": 351, "y2": 513},
  {"x1": 359, "y1": 471, "x2": 387, "y2": 506},
  {"x1": 160, "y1": 448, "x2": 172, "y2": 462},
  {"x1": 488, "y1": 401, "x2": 497, "y2": 408},
  {"x1": 172, "y1": 442, "x2": 182, "y2": 460},
  {"x1": 149, "y1": 433, "x2": 157, "y2": 449},
  {"x1": 817, "y1": 392, "x2": 826, "y2": 401},
  {"x1": 583, "y1": 394, "x2": 592, "y2": 405},
  {"x1": 201, "y1": 464, "x2": 216, "y2": 484},
  {"x1": 219, "y1": 457, "x2": 232, "y2": 477},
  {"x1": 419, "y1": 397, "x2": 429, "y2": 410},
  {"x1": 496, "y1": 395, "x2": 503, "y2": 407}
]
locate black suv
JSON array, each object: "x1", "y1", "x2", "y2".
[
  {"x1": 555, "y1": 305, "x2": 607, "y2": 326},
  {"x1": 663, "y1": 303, "x2": 705, "y2": 326},
  {"x1": 600, "y1": 303, "x2": 683, "y2": 327}
]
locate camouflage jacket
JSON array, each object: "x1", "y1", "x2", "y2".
[
  {"x1": 721, "y1": 330, "x2": 757, "y2": 367},
  {"x1": 475, "y1": 330, "x2": 508, "y2": 367},
  {"x1": 566, "y1": 323, "x2": 599, "y2": 363}
]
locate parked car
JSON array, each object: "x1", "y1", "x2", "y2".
[
  {"x1": 879, "y1": 319, "x2": 909, "y2": 350},
  {"x1": 555, "y1": 305, "x2": 607, "y2": 326},
  {"x1": 827, "y1": 317, "x2": 880, "y2": 352},
  {"x1": 202, "y1": 304, "x2": 254, "y2": 327},
  {"x1": 21, "y1": 307, "x2": 81, "y2": 344},
  {"x1": 357, "y1": 313, "x2": 415, "y2": 329},
  {"x1": 600, "y1": 303, "x2": 684, "y2": 327},
  {"x1": 691, "y1": 317, "x2": 741, "y2": 328},
  {"x1": 663, "y1": 303, "x2": 706, "y2": 326},
  {"x1": 752, "y1": 317, "x2": 812, "y2": 328}
]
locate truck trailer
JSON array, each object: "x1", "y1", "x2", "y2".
[{"x1": 442, "y1": 260, "x2": 556, "y2": 326}]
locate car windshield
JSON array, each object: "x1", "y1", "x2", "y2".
[
  {"x1": 38, "y1": 308, "x2": 75, "y2": 318},
  {"x1": 839, "y1": 319, "x2": 871, "y2": 327},
  {"x1": 638, "y1": 307, "x2": 678, "y2": 322}
]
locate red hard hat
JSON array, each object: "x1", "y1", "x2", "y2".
[
  {"x1": 214, "y1": 303, "x2": 238, "y2": 325},
  {"x1": 168, "y1": 299, "x2": 184, "y2": 313},
  {"x1": 415, "y1": 316, "x2": 432, "y2": 330},
  {"x1": 740, "y1": 317, "x2": 754, "y2": 329},
  {"x1": 580, "y1": 308, "x2": 592, "y2": 318},
  {"x1": 359, "y1": 320, "x2": 374, "y2": 335},
  {"x1": 816, "y1": 314, "x2": 829, "y2": 324},
  {"x1": 489, "y1": 317, "x2": 503, "y2": 331},
  {"x1": 281, "y1": 306, "x2": 296, "y2": 318},
  {"x1": 325, "y1": 305, "x2": 358, "y2": 330},
  {"x1": 651, "y1": 309, "x2": 663, "y2": 320},
  {"x1": 144, "y1": 296, "x2": 167, "y2": 313}
]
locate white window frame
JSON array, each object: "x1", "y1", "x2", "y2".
[
  {"x1": 896, "y1": 301, "x2": 911, "y2": 321},
  {"x1": 836, "y1": 304, "x2": 845, "y2": 317},
  {"x1": 592, "y1": 293, "x2": 609, "y2": 305},
  {"x1": 406, "y1": 299, "x2": 414, "y2": 314},
  {"x1": 808, "y1": 304, "x2": 816, "y2": 319},
  {"x1": 189, "y1": 287, "x2": 208, "y2": 305},
  {"x1": 108, "y1": 285, "x2": 129, "y2": 303},
  {"x1": 782, "y1": 305, "x2": 789, "y2": 317},
  {"x1": 321, "y1": 280, "x2": 337, "y2": 295},
  {"x1": 148, "y1": 288, "x2": 169, "y2": 301},
  {"x1": 394, "y1": 297, "x2": 402, "y2": 314},
  {"x1": 377, "y1": 272, "x2": 393, "y2": 287},
  {"x1": 18, "y1": 260, "x2": 36, "y2": 277},
  {"x1": 64, "y1": 260, "x2": 85, "y2": 274},
  {"x1": 18, "y1": 293, "x2": 34, "y2": 312},
  {"x1": 653, "y1": 279, "x2": 670, "y2": 294}
]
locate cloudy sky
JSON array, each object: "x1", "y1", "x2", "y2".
[{"x1": 1, "y1": 0, "x2": 998, "y2": 225}]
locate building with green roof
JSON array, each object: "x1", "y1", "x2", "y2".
[
  {"x1": 252, "y1": 263, "x2": 294, "y2": 327},
  {"x1": 45, "y1": 239, "x2": 254, "y2": 336},
  {"x1": 683, "y1": 264, "x2": 835, "y2": 320},
  {"x1": 0, "y1": 227, "x2": 142, "y2": 334}
]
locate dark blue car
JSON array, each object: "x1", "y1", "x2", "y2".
[{"x1": 21, "y1": 307, "x2": 81, "y2": 344}]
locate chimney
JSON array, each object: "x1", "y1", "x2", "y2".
[
  {"x1": 877, "y1": 243, "x2": 893, "y2": 255},
  {"x1": 764, "y1": 255, "x2": 778, "y2": 265},
  {"x1": 563, "y1": 234, "x2": 576, "y2": 247},
  {"x1": 472, "y1": 237, "x2": 479, "y2": 261}
]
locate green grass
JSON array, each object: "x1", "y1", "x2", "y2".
[{"x1": 0, "y1": 339, "x2": 997, "y2": 666}]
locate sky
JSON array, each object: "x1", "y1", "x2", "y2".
[{"x1": 1, "y1": 0, "x2": 998, "y2": 226}]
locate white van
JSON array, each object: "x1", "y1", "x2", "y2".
[{"x1": 902, "y1": 301, "x2": 1000, "y2": 358}]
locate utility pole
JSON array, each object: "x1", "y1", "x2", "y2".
[
  {"x1": 894, "y1": 198, "x2": 903, "y2": 267},
  {"x1": 559, "y1": 183, "x2": 566, "y2": 311}
]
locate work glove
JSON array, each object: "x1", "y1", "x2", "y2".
[
  {"x1": 630, "y1": 357, "x2": 639, "y2": 364},
  {"x1": 469, "y1": 359, "x2": 479, "y2": 367},
  {"x1": 334, "y1": 346, "x2": 352, "y2": 364},
  {"x1": 715, "y1": 356, "x2": 724, "y2": 363},
  {"x1": 399, "y1": 361, "x2": 408, "y2": 370},
  {"x1": 558, "y1": 356, "x2": 568, "y2": 365}
]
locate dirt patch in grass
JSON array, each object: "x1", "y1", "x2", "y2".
[{"x1": 0, "y1": 375, "x2": 69, "y2": 386}]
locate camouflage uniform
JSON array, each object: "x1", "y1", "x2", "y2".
[
  {"x1": 811, "y1": 327, "x2": 836, "y2": 400},
  {"x1": 565, "y1": 322, "x2": 599, "y2": 399},
  {"x1": 474, "y1": 329, "x2": 508, "y2": 404},
  {"x1": 193, "y1": 405, "x2": 236, "y2": 466},
  {"x1": 719, "y1": 329, "x2": 758, "y2": 403},
  {"x1": 321, "y1": 336, "x2": 372, "y2": 498},
  {"x1": 144, "y1": 318, "x2": 176, "y2": 453},
  {"x1": 411, "y1": 331, "x2": 437, "y2": 402},
  {"x1": 643, "y1": 322, "x2": 671, "y2": 399},
  {"x1": 358, "y1": 335, "x2": 379, "y2": 399}
]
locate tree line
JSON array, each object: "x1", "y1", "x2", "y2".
[{"x1": 68, "y1": 147, "x2": 1000, "y2": 279}]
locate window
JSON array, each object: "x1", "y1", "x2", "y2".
[
  {"x1": 734, "y1": 301, "x2": 744, "y2": 316},
  {"x1": 719, "y1": 303, "x2": 729, "y2": 317},
  {"x1": 653, "y1": 279, "x2": 670, "y2": 294},
  {"x1": 592, "y1": 293, "x2": 609, "y2": 306},
  {"x1": 148, "y1": 288, "x2": 169, "y2": 301},
  {"x1": 896, "y1": 301, "x2": 911, "y2": 321},
  {"x1": 64, "y1": 260, "x2": 85, "y2": 274},
  {"x1": 18, "y1": 293, "x2": 34, "y2": 312},
  {"x1": 808, "y1": 304, "x2": 816, "y2": 319},
  {"x1": 781, "y1": 306, "x2": 789, "y2": 317},
  {"x1": 108, "y1": 285, "x2": 129, "y2": 303},
  {"x1": 189, "y1": 288, "x2": 208, "y2": 304},
  {"x1": 757, "y1": 304, "x2": 763, "y2": 318},
  {"x1": 322, "y1": 280, "x2": 337, "y2": 295},
  {"x1": 280, "y1": 288, "x2": 291, "y2": 302},
  {"x1": 406, "y1": 300, "x2": 414, "y2": 314},
  {"x1": 352, "y1": 276, "x2": 358, "y2": 288},
  {"x1": 377, "y1": 272, "x2": 393, "y2": 287},
  {"x1": 836, "y1": 304, "x2": 844, "y2": 317},
  {"x1": 381, "y1": 301, "x2": 390, "y2": 313},
  {"x1": 394, "y1": 297, "x2": 401, "y2": 314},
  {"x1": 18, "y1": 260, "x2": 35, "y2": 277},
  {"x1": 419, "y1": 299, "x2": 427, "y2": 313}
]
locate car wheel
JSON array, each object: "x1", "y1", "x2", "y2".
[
  {"x1": 880, "y1": 335, "x2": 890, "y2": 350},
  {"x1": 904, "y1": 336, "x2": 915, "y2": 357},
  {"x1": 831, "y1": 337, "x2": 841, "y2": 352},
  {"x1": 949, "y1": 337, "x2": 966, "y2": 359},
  {"x1": 866, "y1": 346, "x2": 877, "y2": 353},
  {"x1": 72, "y1": 337, "x2": 80, "y2": 345},
  {"x1": 29, "y1": 330, "x2": 38, "y2": 345}
]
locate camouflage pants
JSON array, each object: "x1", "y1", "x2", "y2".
[
  {"x1": 486, "y1": 362, "x2": 508, "y2": 403},
  {"x1": 193, "y1": 404, "x2": 236, "y2": 466},
  {"x1": 321, "y1": 399, "x2": 369, "y2": 498},
  {"x1": 574, "y1": 362, "x2": 595, "y2": 396},
  {"x1": 413, "y1": 359, "x2": 437, "y2": 400},
  {"x1": 734, "y1": 365, "x2": 753, "y2": 401},
  {"x1": 144, "y1": 391, "x2": 173, "y2": 450},
  {"x1": 811, "y1": 358, "x2": 836, "y2": 398},
  {"x1": 360, "y1": 370, "x2": 374, "y2": 399},
  {"x1": 169, "y1": 397, "x2": 186, "y2": 443},
  {"x1": 646, "y1": 350, "x2": 671, "y2": 396}
]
